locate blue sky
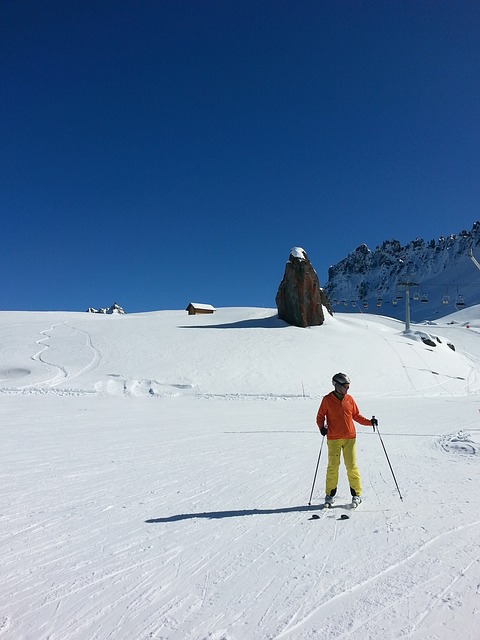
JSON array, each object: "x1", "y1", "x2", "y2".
[{"x1": 1, "y1": 1, "x2": 479, "y2": 312}]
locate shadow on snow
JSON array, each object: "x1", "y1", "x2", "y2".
[
  {"x1": 145, "y1": 504, "x2": 319, "y2": 523},
  {"x1": 179, "y1": 316, "x2": 287, "y2": 330}
]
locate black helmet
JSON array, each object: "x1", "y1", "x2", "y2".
[{"x1": 332, "y1": 372, "x2": 351, "y2": 386}]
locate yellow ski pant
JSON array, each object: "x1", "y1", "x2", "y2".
[{"x1": 326, "y1": 438, "x2": 362, "y2": 497}]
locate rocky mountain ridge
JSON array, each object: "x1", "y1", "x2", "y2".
[
  {"x1": 86, "y1": 302, "x2": 125, "y2": 315},
  {"x1": 324, "y1": 222, "x2": 480, "y2": 322}
]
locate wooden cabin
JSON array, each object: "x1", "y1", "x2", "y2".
[{"x1": 186, "y1": 303, "x2": 216, "y2": 316}]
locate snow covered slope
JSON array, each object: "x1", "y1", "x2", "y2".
[{"x1": 1, "y1": 307, "x2": 479, "y2": 639}]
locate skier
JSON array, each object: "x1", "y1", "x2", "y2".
[{"x1": 316, "y1": 373, "x2": 377, "y2": 508}]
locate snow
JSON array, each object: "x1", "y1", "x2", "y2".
[
  {"x1": 1, "y1": 305, "x2": 480, "y2": 639},
  {"x1": 289, "y1": 247, "x2": 306, "y2": 260}
]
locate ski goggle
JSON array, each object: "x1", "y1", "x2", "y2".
[{"x1": 334, "y1": 381, "x2": 350, "y2": 389}]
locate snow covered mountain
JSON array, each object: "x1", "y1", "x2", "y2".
[{"x1": 324, "y1": 221, "x2": 480, "y2": 322}]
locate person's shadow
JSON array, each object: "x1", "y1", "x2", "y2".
[{"x1": 145, "y1": 504, "x2": 320, "y2": 523}]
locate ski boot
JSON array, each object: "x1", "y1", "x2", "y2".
[
  {"x1": 351, "y1": 495, "x2": 362, "y2": 509},
  {"x1": 324, "y1": 495, "x2": 334, "y2": 508}
]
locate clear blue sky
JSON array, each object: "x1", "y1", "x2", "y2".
[{"x1": 2, "y1": 1, "x2": 479, "y2": 312}]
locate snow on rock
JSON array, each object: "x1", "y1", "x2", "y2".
[
  {"x1": 87, "y1": 302, "x2": 125, "y2": 314},
  {"x1": 288, "y1": 246, "x2": 307, "y2": 260}
]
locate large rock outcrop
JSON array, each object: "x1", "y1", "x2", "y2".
[{"x1": 276, "y1": 248, "x2": 332, "y2": 327}]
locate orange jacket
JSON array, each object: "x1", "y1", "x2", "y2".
[{"x1": 316, "y1": 391, "x2": 371, "y2": 440}]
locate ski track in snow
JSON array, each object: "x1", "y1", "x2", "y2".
[
  {"x1": 272, "y1": 518, "x2": 480, "y2": 639},
  {"x1": 0, "y1": 322, "x2": 102, "y2": 392},
  {"x1": 3, "y1": 396, "x2": 479, "y2": 640}
]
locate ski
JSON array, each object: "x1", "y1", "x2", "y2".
[
  {"x1": 309, "y1": 499, "x2": 362, "y2": 520},
  {"x1": 309, "y1": 504, "x2": 331, "y2": 520}
]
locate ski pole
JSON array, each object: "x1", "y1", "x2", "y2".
[
  {"x1": 308, "y1": 435, "x2": 325, "y2": 505},
  {"x1": 373, "y1": 416, "x2": 403, "y2": 501}
]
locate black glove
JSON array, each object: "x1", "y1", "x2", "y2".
[
  {"x1": 320, "y1": 424, "x2": 328, "y2": 436},
  {"x1": 371, "y1": 416, "x2": 378, "y2": 431}
]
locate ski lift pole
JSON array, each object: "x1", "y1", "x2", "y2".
[
  {"x1": 397, "y1": 281, "x2": 416, "y2": 333},
  {"x1": 405, "y1": 284, "x2": 411, "y2": 332},
  {"x1": 308, "y1": 435, "x2": 325, "y2": 505},
  {"x1": 373, "y1": 417, "x2": 404, "y2": 501}
]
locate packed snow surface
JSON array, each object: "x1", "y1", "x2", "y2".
[{"x1": 1, "y1": 306, "x2": 480, "y2": 639}]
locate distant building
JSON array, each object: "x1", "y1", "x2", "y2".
[{"x1": 186, "y1": 303, "x2": 216, "y2": 315}]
